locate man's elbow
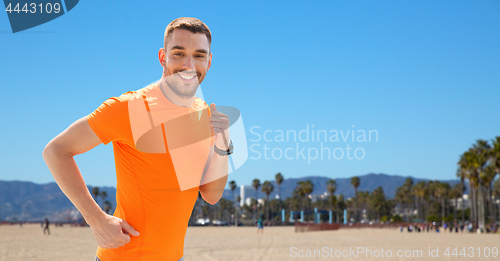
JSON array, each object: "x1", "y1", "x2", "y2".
[
  {"x1": 205, "y1": 198, "x2": 221, "y2": 205},
  {"x1": 42, "y1": 142, "x2": 56, "y2": 162},
  {"x1": 200, "y1": 191, "x2": 223, "y2": 205}
]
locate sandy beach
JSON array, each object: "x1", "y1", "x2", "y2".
[{"x1": 1, "y1": 224, "x2": 498, "y2": 260}]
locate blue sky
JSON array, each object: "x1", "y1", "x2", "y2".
[{"x1": 0, "y1": 0, "x2": 499, "y2": 190}]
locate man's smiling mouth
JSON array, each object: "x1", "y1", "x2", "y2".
[
  {"x1": 177, "y1": 71, "x2": 197, "y2": 82},
  {"x1": 179, "y1": 74, "x2": 195, "y2": 80}
]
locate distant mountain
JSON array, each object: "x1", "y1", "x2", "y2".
[
  {"x1": 0, "y1": 181, "x2": 116, "y2": 222},
  {"x1": 221, "y1": 173, "x2": 463, "y2": 201},
  {"x1": 0, "y1": 173, "x2": 462, "y2": 221}
]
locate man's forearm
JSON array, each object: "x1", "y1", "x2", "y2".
[
  {"x1": 199, "y1": 151, "x2": 228, "y2": 205},
  {"x1": 43, "y1": 144, "x2": 106, "y2": 225}
]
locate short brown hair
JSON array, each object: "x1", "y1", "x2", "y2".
[{"x1": 164, "y1": 17, "x2": 212, "y2": 50}]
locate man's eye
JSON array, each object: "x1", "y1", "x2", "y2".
[
  {"x1": 174, "y1": 53, "x2": 183, "y2": 56},
  {"x1": 196, "y1": 55, "x2": 206, "y2": 58}
]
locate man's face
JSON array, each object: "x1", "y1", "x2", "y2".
[{"x1": 161, "y1": 29, "x2": 212, "y2": 99}]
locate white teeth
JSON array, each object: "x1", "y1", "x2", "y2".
[{"x1": 180, "y1": 74, "x2": 195, "y2": 80}]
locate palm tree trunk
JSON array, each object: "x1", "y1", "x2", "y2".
[
  {"x1": 470, "y1": 183, "x2": 476, "y2": 229},
  {"x1": 488, "y1": 184, "x2": 494, "y2": 223},
  {"x1": 423, "y1": 197, "x2": 427, "y2": 221},
  {"x1": 278, "y1": 185, "x2": 281, "y2": 207},
  {"x1": 425, "y1": 199, "x2": 429, "y2": 222},
  {"x1": 418, "y1": 197, "x2": 422, "y2": 221},
  {"x1": 494, "y1": 191, "x2": 498, "y2": 223},
  {"x1": 266, "y1": 195, "x2": 270, "y2": 221},
  {"x1": 461, "y1": 184, "x2": 465, "y2": 225},
  {"x1": 405, "y1": 202, "x2": 409, "y2": 222},
  {"x1": 497, "y1": 201, "x2": 500, "y2": 223},
  {"x1": 454, "y1": 196, "x2": 457, "y2": 224},
  {"x1": 255, "y1": 189, "x2": 258, "y2": 222},
  {"x1": 354, "y1": 188, "x2": 357, "y2": 222},
  {"x1": 441, "y1": 197, "x2": 445, "y2": 224},
  {"x1": 414, "y1": 197, "x2": 418, "y2": 221},
  {"x1": 478, "y1": 180, "x2": 486, "y2": 232}
]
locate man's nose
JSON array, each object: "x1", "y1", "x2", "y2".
[{"x1": 183, "y1": 56, "x2": 195, "y2": 70}]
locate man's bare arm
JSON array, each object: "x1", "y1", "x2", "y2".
[
  {"x1": 43, "y1": 116, "x2": 105, "y2": 224},
  {"x1": 43, "y1": 116, "x2": 138, "y2": 249},
  {"x1": 199, "y1": 147, "x2": 228, "y2": 205}
]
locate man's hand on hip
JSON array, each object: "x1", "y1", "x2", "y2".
[{"x1": 89, "y1": 214, "x2": 140, "y2": 249}]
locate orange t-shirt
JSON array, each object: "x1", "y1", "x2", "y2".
[{"x1": 87, "y1": 82, "x2": 213, "y2": 261}]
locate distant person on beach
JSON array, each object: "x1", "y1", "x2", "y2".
[
  {"x1": 43, "y1": 218, "x2": 50, "y2": 235},
  {"x1": 257, "y1": 214, "x2": 264, "y2": 234},
  {"x1": 43, "y1": 17, "x2": 231, "y2": 261}
]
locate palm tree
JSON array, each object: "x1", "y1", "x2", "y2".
[
  {"x1": 491, "y1": 137, "x2": 500, "y2": 222},
  {"x1": 252, "y1": 179, "x2": 261, "y2": 221},
  {"x1": 330, "y1": 195, "x2": 338, "y2": 222},
  {"x1": 483, "y1": 165, "x2": 497, "y2": 223},
  {"x1": 450, "y1": 183, "x2": 463, "y2": 224},
  {"x1": 275, "y1": 173, "x2": 284, "y2": 206},
  {"x1": 412, "y1": 181, "x2": 427, "y2": 221},
  {"x1": 471, "y1": 140, "x2": 490, "y2": 231},
  {"x1": 99, "y1": 191, "x2": 107, "y2": 209},
  {"x1": 403, "y1": 178, "x2": 414, "y2": 221},
  {"x1": 394, "y1": 187, "x2": 405, "y2": 220},
  {"x1": 294, "y1": 182, "x2": 306, "y2": 212},
  {"x1": 302, "y1": 180, "x2": 314, "y2": 212},
  {"x1": 326, "y1": 179, "x2": 337, "y2": 217},
  {"x1": 370, "y1": 186, "x2": 385, "y2": 221},
  {"x1": 229, "y1": 180, "x2": 237, "y2": 224},
  {"x1": 456, "y1": 167, "x2": 466, "y2": 225},
  {"x1": 91, "y1": 187, "x2": 100, "y2": 206},
  {"x1": 435, "y1": 182, "x2": 451, "y2": 224},
  {"x1": 229, "y1": 180, "x2": 237, "y2": 203},
  {"x1": 459, "y1": 150, "x2": 477, "y2": 229},
  {"x1": 235, "y1": 194, "x2": 241, "y2": 226},
  {"x1": 337, "y1": 194, "x2": 346, "y2": 223},
  {"x1": 261, "y1": 181, "x2": 274, "y2": 221},
  {"x1": 395, "y1": 179, "x2": 413, "y2": 222},
  {"x1": 103, "y1": 200, "x2": 113, "y2": 214},
  {"x1": 492, "y1": 137, "x2": 500, "y2": 175},
  {"x1": 494, "y1": 178, "x2": 500, "y2": 222},
  {"x1": 350, "y1": 176, "x2": 360, "y2": 222},
  {"x1": 327, "y1": 179, "x2": 337, "y2": 197},
  {"x1": 486, "y1": 137, "x2": 500, "y2": 222}
]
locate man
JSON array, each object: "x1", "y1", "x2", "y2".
[
  {"x1": 43, "y1": 17, "x2": 231, "y2": 261},
  {"x1": 43, "y1": 218, "x2": 50, "y2": 235},
  {"x1": 257, "y1": 213, "x2": 264, "y2": 234}
]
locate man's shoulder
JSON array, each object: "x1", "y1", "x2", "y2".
[{"x1": 104, "y1": 84, "x2": 157, "y2": 105}]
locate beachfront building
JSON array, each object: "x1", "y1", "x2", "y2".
[
  {"x1": 309, "y1": 192, "x2": 329, "y2": 203},
  {"x1": 240, "y1": 185, "x2": 257, "y2": 207},
  {"x1": 448, "y1": 194, "x2": 471, "y2": 210}
]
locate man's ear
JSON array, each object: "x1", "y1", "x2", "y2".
[
  {"x1": 158, "y1": 48, "x2": 165, "y2": 67},
  {"x1": 207, "y1": 52, "x2": 212, "y2": 71}
]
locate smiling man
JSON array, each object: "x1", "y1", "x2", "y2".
[{"x1": 43, "y1": 17, "x2": 230, "y2": 261}]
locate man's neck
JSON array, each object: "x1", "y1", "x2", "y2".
[{"x1": 158, "y1": 78, "x2": 196, "y2": 108}]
